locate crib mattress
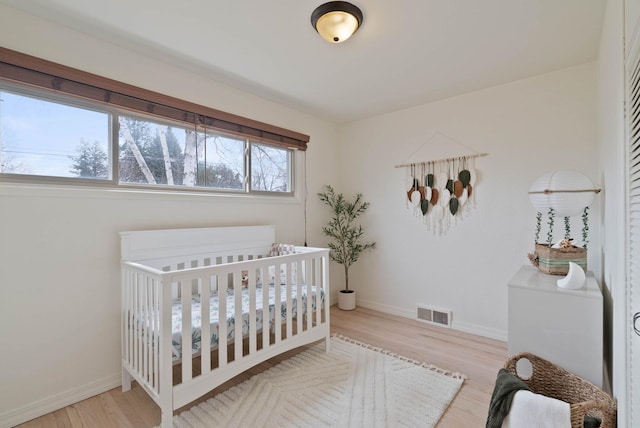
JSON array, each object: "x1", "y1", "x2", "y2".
[{"x1": 170, "y1": 285, "x2": 323, "y2": 361}]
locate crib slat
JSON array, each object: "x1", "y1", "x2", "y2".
[
  {"x1": 125, "y1": 270, "x2": 132, "y2": 369},
  {"x1": 315, "y1": 256, "x2": 321, "y2": 328},
  {"x1": 234, "y1": 269, "x2": 243, "y2": 362},
  {"x1": 153, "y1": 276, "x2": 159, "y2": 391},
  {"x1": 121, "y1": 269, "x2": 127, "y2": 367},
  {"x1": 181, "y1": 281, "x2": 192, "y2": 383},
  {"x1": 147, "y1": 277, "x2": 154, "y2": 383},
  {"x1": 286, "y1": 262, "x2": 293, "y2": 339},
  {"x1": 274, "y1": 266, "x2": 281, "y2": 344},
  {"x1": 142, "y1": 277, "x2": 149, "y2": 383},
  {"x1": 133, "y1": 272, "x2": 139, "y2": 372},
  {"x1": 200, "y1": 278, "x2": 211, "y2": 377},
  {"x1": 218, "y1": 274, "x2": 228, "y2": 367},
  {"x1": 322, "y1": 251, "x2": 331, "y2": 352},
  {"x1": 261, "y1": 267, "x2": 269, "y2": 349},
  {"x1": 134, "y1": 274, "x2": 140, "y2": 375},
  {"x1": 131, "y1": 273, "x2": 136, "y2": 373},
  {"x1": 159, "y1": 273, "x2": 173, "y2": 425},
  {"x1": 305, "y1": 257, "x2": 312, "y2": 330},
  {"x1": 296, "y1": 260, "x2": 303, "y2": 334},
  {"x1": 144, "y1": 277, "x2": 149, "y2": 389},
  {"x1": 249, "y1": 271, "x2": 257, "y2": 354}
]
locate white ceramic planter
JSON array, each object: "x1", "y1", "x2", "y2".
[{"x1": 338, "y1": 290, "x2": 356, "y2": 310}]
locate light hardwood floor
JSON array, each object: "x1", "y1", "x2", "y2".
[{"x1": 18, "y1": 306, "x2": 507, "y2": 427}]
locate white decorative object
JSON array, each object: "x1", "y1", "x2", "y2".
[
  {"x1": 411, "y1": 189, "x2": 421, "y2": 206},
  {"x1": 551, "y1": 239, "x2": 563, "y2": 249},
  {"x1": 338, "y1": 290, "x2": 356, "y2": 310},
  {"x1": 458, "y1": 188, "x2": 468, "y2": 207},
  {"x1": 432, "y1": 204, "x2": 444, "y2": 222},
  {"x1": 528, "y1": 170, "x2": 600, "y2": 217},
  {"x1": 439, "y1": 188, "x2": 451, "y2": 207},
  {"x1": 556, "y1": 262, "x2": 586, "y2": 289},
  {"x1": 120, "y1": 225, "x2": 331, "y2": 427},
  {"x1": 528, "y1": 170, "x2": 600, "y2": 274}
]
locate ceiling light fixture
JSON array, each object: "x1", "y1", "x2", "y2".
[{"x1": 311, "y1": 1, "x2": 363, "y2": 44}]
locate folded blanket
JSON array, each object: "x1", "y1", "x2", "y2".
[
  {"x1": 486, "y1": 368, "x2": 530, "y2": 428},
  {"x1": 503, "y1": 390, "x2": 571, "y2": 428},
  {"x1": 486, "y1": 367, "x2": 601, "y2": 428}
]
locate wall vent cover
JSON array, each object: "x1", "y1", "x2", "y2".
[{"x1": 417, "y1": 305, "x2": 452, "y2": 327}]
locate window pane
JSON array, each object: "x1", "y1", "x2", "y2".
[
  {"x1": 201, "y1": 133, "x2": 244, "y2": 190},
  {"x1": 119, "y1": 116, "x2": 187, "y2": 185},
  {"x1": 118, "y1": 116, "x2": 245, "y2": 190},
  {"x1": 251, "y1": 143, "x2": 291, "y2": 192},
  {"x1": 0, "y1": 90, "x2": 110, "y2": 179}
]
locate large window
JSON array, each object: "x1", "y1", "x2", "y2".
[{"x1": 0, "y1": 47, "x2": 308, "y2": 195}]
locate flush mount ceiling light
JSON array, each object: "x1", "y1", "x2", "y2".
[{"x1": 311, "y1": 1, "x2": 363, "y2": 44}]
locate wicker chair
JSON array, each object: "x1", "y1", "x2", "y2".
[{"x1": 503, "y1": 353, "x2": 616, "y2": 428}]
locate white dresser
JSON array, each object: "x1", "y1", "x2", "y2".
[{"x1": 507, "y1": 265, "x2": 603, "y2": 387}]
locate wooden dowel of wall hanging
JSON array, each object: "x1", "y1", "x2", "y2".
[
  {"x1": 528, "y1": 188, "x2": 602, "y2": 195},
  {"x1": 394, "y1": 152, "x2": 488, "y2": 169}
]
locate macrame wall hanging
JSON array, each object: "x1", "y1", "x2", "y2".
[{"x1": 395, "y1": 133, "x2": 487, "y2": 235}]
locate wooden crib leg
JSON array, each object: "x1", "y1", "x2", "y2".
[
  {"x1": 121, "y1": 367, "x2": 132, "y2": 392},
  {"x1": 325, "y1": 335, "x2": 331, "y2": 353}
]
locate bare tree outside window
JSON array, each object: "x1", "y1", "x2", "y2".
[
  {"x1": 251, "y1": 143, "x2": 290, "y2": 192},
  {"x1": 118, "y1": 116, "x2": 244, "y2": 190}
]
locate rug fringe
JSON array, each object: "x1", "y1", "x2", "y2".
[{"x1": 331, "y1": 334, "x2": 468, "y2": 380}]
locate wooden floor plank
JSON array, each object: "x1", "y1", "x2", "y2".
[
  {"x1": 16, "y1": 305, "x2": 506, "y2": 427},
  {"x1": 62, "y1": 403, "x2": 83, "y2": 428},
  {"x1": 96, "y1": 392, "x2": 134, "y2": 428},
  {"x1": 108, "y1": 385, "x2": 149, "y2": 428},
  {"x1": 51, "y1": 408, "x2": 73, "y2": 428}
]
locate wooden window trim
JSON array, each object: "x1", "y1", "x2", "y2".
[{"x1": 0, "y1": 47, "x2": 309, "y2": 151}]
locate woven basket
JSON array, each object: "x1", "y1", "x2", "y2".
[
  {"x1": 504, "y1": 353, "x2": 616, "y2": 428},
  {"x1": 528, "y1": 243, "x2": 587, "y2": 275}
]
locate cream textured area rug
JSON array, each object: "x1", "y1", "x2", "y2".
[{"x1": 171, "y1": 335, "x2": 466, "y2": 428}]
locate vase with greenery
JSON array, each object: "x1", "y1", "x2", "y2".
[{"x1": 318, "y1": 185, "x2": 376, "y2": 310}]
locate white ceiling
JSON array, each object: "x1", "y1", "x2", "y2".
[{"x1": 4, "y1": 0, "x2": 607, "y2": 123}]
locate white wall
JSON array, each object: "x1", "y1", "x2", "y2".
[
  {"x1": 0, "y1": 4, "x2": 340, "y2": 426},
  {"x1": 337, "y1": 63, "x2": 600, "y2": 340},
  {"x1": 0, "y1": 2, "x2": 610, "y2": 426}
]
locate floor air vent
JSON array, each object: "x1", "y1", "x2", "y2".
[{"x1": 417, "y1": 305, "x2": 452, "y2": 327}]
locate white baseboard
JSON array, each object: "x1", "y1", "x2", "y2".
[
  {"x1": 356, "y1": 298, "x2": 507, "y2": 342},
  {"x1": 356, "y1": 299, "x2": 415, "y2": 319},
  {"x1": 452, "y1": 320, "x2": 507, "y2": 342},
  {"x1": 0, "y1": 373, "x2": 121, "y2": 428}
]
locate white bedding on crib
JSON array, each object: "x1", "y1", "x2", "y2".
[{"x1": 169, "y1": 284, "x2": 323, "y2": 361}]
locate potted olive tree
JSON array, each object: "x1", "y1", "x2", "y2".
[{"x1": 318, "y1": 185, "x2": 376, "y2": 310}]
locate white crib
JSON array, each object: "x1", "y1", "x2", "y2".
[{"x1": 120, "y1": 225, "x2": 330, "y2": 427}]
